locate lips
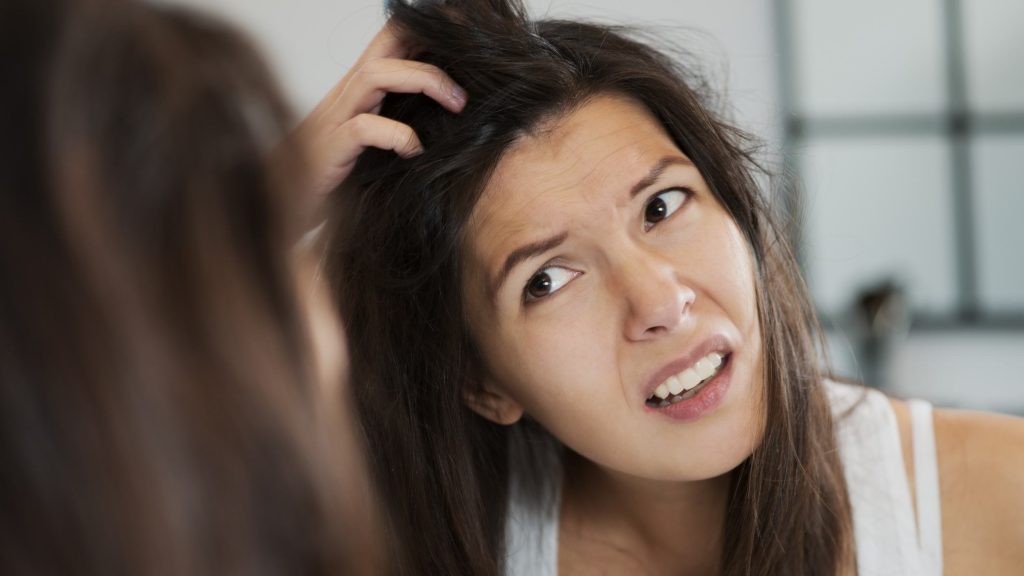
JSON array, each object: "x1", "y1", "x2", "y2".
[
  {"x1": 640, "y1": 334, "x2": 733, "y2": 406},
  {"x1": 646, "y1": 351, "x2": 728, "y2": 407}
]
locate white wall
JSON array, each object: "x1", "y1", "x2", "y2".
[
  {"x1": 827, "y1": 330, "x2": 1024, "y2": 414},
  {"x1": 888, "y1": 333, "x2": 1024, "y2": 413}
]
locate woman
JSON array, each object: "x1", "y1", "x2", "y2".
[
  {"x1": 326, "y1": 1, "x2": 1024, "y2": 575},
  {"x1": 0, "y1": 0, "x2": 389, "y2": 572}
]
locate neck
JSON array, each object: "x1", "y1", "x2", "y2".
[{"x1": 560, "y1": 451, "x2": 731, "y2": 576}]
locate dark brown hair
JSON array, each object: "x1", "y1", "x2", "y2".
[
  {"x1": 0, "y1": 1, "x2": 367, "y2": 573},
  {"x1": 327, "y1": 0, "x2": 853, "y2": 574}
]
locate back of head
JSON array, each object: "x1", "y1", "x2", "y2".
[
  {"x1": 1, "y1": 1, "x2": 367, "y2": 574},
  {"x1": 329, "y1": 0, "x2": 851, "y2": 574}
]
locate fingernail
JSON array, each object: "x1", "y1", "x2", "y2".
[{"x1": 450, "y1": 85, "x2": 468, "y2": 108}]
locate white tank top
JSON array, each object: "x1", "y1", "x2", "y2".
[{"x1": 504, "y1": 381, "x2": 943, "y2": 575}]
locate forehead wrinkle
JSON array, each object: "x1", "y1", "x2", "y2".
[
  {"x1": 489, "y1": 136, "x2": 629, "y2": 247},
  {"x1": 467, "y1": 151, "x2": 570, "y2": 306},
  {"x1": 471, "y1": 120, "x2": 658, "y2": 271},
  {"x1": 473, "y1": 113, "x2": 597, "y2": 239},
  {"x1": 466, "y1": 94, "x2": 682, "y2": 309},
  {"x1": 473, "y1": 152, "x2": 569, "y2": 239},
  {"x1": 529, "y1": 124, "x2": 647, "y2": 206}
]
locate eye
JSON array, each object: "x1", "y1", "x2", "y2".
[
  {"x1": 644, "y1": 188, "x2": 690, "y2": 230},
  {"x1": 523, "y1": 265, "x2": 579, "y2": 303}
]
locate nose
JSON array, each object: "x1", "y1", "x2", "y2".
[{"x1": 617, "y1": 246, "x2": 695, "y2": 341}]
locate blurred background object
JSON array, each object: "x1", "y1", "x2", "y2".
[
  {"x1": 782, "y1": 0, "x2": 1024, "y2": 415},
  {"x1": 159, "y1": 0, "x2": 1024, "y2": 414},
  {"x1": 844, "y1": 280, "x2": 912, "y2": 391}
]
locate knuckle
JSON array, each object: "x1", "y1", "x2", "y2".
[
  {"x1": 352, "y1": 61, "x2": 372, "y2": 80},
  {"x1": 404, "y1": 129, "x2": 419, "y2": 151},
  {"x1": 392, "y1": 124, "x2": 411, "y2": 150},
  {"x1": 358, "y1": 58, "x2": 385, "y2": 74},
  {"x1": 433, "y1": 74, "x2": 450, "y2": 96},
  {"x1": 407, "y1": 60, "x2": 434, "y2": 73},
  {"x1": 349, "y1": 114, "x2": 375, "y2": 139},
  {"x1": 409, "y1": 62, "x2": 443, "y2": 86},
  {"x1": 353, "y1": 58, "x2": 390, "y2": 83}
]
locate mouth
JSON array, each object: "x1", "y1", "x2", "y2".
[{"x1": 644, "y1": 351, "x2": 731, "y2": 409}]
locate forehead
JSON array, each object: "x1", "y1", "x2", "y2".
[{"x1": 465, "y1": 94, "x2": 684, "y2": 261}]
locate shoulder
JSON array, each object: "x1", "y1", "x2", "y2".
[
  {"x1": 933, "y1": 405, "x2": 1024, "y2": 476},
  {"x1": 908, "y1": 402, "x2": 1024, "y2": 573}
]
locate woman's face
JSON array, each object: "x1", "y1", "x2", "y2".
[{"x1": 463, "y1": 95, "x2": 765, "y2": 481}]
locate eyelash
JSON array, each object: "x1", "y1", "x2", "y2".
[
  {"x1": 520, "y1": 187, "x2": 692, "y2": 304},
  {"x1": 643, "y1": 187, "x2": 692, "y2": 232},
  {"x1": 522, "y1": 264, "x2": 579, "y2": 304}
]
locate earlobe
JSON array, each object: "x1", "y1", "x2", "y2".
[{"x1": 464, "y1": 381, "x2": 524, "y2": 425}]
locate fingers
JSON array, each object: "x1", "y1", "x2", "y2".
[
  {"x1": 345, "y1": 58, "x2": 467, "y2": 116},
  {"x1": 306, "y1": 23, "x2": 409, "y2": 120},
  {"x1": 299, "y1": 22, "x2": 466, "y2": 200},
  {"x1": 307, "y1": 113, "x2": 424, "y2": 197},
  {"x1": 343, "y1": 113, "x2": 424, "y2": 159}
]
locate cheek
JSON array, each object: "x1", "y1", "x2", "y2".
[
  {"x1": 704, "y1": 220, "x2": 760, "y2": 333},
  {"x1": 477, "y1": 300, "x2": 620, "y2": 420},
  {"x1": 499, "y1": 318, "x2": 606, "y2": 398}
]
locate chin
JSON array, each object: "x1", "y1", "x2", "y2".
[
  {"x1": 661, "y1": 433, "x2": 760, "y2": 482},
  {"x1": 655, "y1": 393, "x2": 765, "y2": 482}
]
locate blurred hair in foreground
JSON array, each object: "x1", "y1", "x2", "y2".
[{"x1": 0, "y1": 0, "x2": 376, "y2": 573}]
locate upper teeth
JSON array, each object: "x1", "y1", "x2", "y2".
[{"x1": 652, "y1": 352, "x2": 724, "y2": 400}]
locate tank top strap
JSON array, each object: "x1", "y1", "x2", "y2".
[
  {"x1": 827, "y1": 381, "x2": 921, "y2": 575},
  {"x1": 908, "y1": 399, "x2": 943, "y2": 575}
]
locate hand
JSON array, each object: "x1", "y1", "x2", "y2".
[{"x1": 295, "y1": 23, "x2": 467, "y2": 200}]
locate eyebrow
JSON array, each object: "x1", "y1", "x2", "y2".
[
  {"x1": 487, "y1": 155, "x2": 694, "y2": 300},
  {"x1": 630, "y1": 155, "x2": 694, "y2": 199},
  {"x1": 489, "y1": 231, "x2": 569, "y2": 299}
]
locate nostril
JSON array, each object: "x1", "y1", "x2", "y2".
[
  {"x1": 644, "y1": 325, "x2": 669, "y2": 336},
  {"x1": 618, "y1": 249, "x2": 695, "y2": 341}
]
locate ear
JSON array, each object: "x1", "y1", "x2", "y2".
[{"x1": 464, "y1": 378, "x2": 524, "y2": 425}]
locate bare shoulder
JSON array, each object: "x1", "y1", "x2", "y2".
[{"x1": 933, "y1": 406, "x2": 1024, "y2": 574}]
